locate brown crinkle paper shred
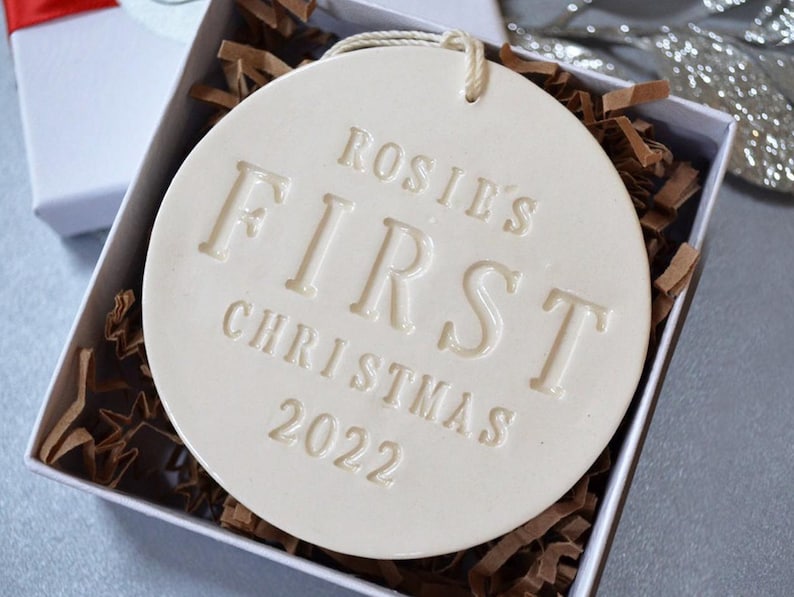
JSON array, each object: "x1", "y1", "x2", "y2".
[{"x1": 41, "y1": 2, "x2": 704, "y2": 595}]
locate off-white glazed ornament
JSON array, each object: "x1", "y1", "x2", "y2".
[{"x1": 143, "y1": 46, "x2": 650, "y2": 559}]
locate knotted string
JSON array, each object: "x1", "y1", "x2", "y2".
[{"x1": 323, "y1": 30, "x2": 488, "y2": 102}]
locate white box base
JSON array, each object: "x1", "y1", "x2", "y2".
[{"x1": 12, "y1": 7, "x2": 194, "y2": 236}]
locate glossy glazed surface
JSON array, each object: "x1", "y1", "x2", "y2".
[{"x1": 142, "y1": 47, "x2": 649, "y2": 558}]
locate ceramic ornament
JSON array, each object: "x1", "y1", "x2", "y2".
[{"x1": 142, "y1": 38, "x2": 650, "y2": 559}]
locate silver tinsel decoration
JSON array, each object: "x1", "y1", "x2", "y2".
[
  {"x1": 651, "y1": 26, "x2": 794, "y2": 190},
  {"x1": 505, "y1": 23, "x2": 629, "y2": 79},
  {"x1": 745, "y1": 0, "x2": 794, "y2": 46},
  {"x1": 506, "y1": 0, "x2": 794, "y2": 194},
  {"x1": 703, "y1": 0, "x2": 751, "y2": 13}
]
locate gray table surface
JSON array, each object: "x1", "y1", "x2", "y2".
[{"x1": 2, "y1": 3, "x2": 794, "y2": 596}]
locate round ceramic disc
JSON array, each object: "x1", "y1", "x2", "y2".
[{"x1": 143, "y1": 46, "x2": 650, "y2": 559}]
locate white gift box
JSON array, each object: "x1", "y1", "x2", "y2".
[
  {"x1": 25, "y1": 0, "x2": 735, "y2": 594},
  {"x1": 6, "y1": 3, "x2": 206, "y2": 236}
]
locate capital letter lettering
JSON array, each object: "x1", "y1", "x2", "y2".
[
  {"x1": 223, "y1": 300, "x2": 251, "y2": 340},
  {"x1": 350, "y1": 218, "x2": 433, "y2": 334},
  {"x1": 199, "y1": 161, "x2": 290, "y2": 261},
  {"x1": 530, "y1": 288, "x2": 609, "y2": 398},
  {"x1": 438, "y1": 261, "x2": 522, "y2": 359},
  {"x1": 286, "y1": 194, "x2": 355, "y2": 298},
  {"x1": 337, "y1": 126, "x2": 373, "y2": 172}
]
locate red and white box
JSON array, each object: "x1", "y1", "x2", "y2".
[{"x1": 3, "y1": 0, "x2": 207, "y2": 236}]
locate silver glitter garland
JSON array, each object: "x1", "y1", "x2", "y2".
[
  {"x1": 745, "y1": 0, "x2": 794, "y2": 46},
  {"x1": 652, "y1": 26, "x2": 794, "y2": 190},
  {"x1": 506, "y1": 1, "x2": 794, "y2": 194},
  {"x1": 703, "y1": 0, "x2": 751, "y2": 13},
  {"x1": 506, "y1": 23, "x2": 629, "y2": 79}
]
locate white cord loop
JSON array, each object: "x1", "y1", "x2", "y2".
[{"x1": 323, "y1": 29, "x2": 487, "y2": 102}]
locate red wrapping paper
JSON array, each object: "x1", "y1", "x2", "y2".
[{"x1": 3, "y1": 0, "x2": 118, "y2": 33}]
